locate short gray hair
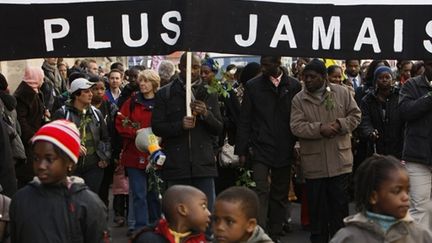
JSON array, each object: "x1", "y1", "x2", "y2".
[{"x1": 158, "y1": 60, "x2": 175, "y2": 81}]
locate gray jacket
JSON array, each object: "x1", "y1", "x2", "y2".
[
  {"x1": 330, "y1": 213, "x2": 432, "y2": 243},
  {"x1": 245, "y1": 226, "x2": 273, "y2": 243}
]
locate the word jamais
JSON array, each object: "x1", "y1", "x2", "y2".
[{"x1": 235, "y1": 14, "x2": 432, "y2": 54}]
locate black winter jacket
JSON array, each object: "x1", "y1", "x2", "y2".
[
  {"x1": 359, "y1": 88, "x2": 404, "y2": 158},
  {"x1": 14, "y1": 81, "x2": 46, "y2": 184},
  {"x1": 9, "y1": 177, "x2": 108, "y2": 243},
  {"x1": 235, "y1": 72, "x2": 301, "y2": 168},
  {"x1": 399, "y1": 75, "x2": 432, "y2": 165},
  {"x1": 152, "y1": 78, "x2": 223, "y2": 180},
  {"x1": 52, "y1": 103, "x2": 111, "y2": 165},
  {"x1": 0, "y1": 117, "x2": 16, "y2": 198}
]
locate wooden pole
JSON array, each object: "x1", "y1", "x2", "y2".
[{"x1": 186, "y1": 52, "x2": 192, "y2": 116}]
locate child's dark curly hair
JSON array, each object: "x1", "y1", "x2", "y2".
[{"x1": 354, "y1": 154, "x2": 405, "y2": 212}]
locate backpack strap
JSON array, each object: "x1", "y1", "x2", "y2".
[
  {"x1": 90, "y1": 105, "x2": 100, "y2": 123},
  {"x1": 61, "y1": 105, "x2": 71, "y2": 120}
]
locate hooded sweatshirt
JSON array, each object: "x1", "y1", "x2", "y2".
[
  {"x1": 244, "y1": 225, "x2": 273, "y2": 243},
  {"x1": 9, "y1": 176, "x2": 108, "y2": 243}
]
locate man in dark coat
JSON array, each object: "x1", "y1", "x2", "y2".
[
  {"x1": 235, "y1": 56, "x2": 301, "y2": 241},
  {"x1": 152, "y1": 53, "x2": 223, "y2": 238},
  {"x1": 398, "y1": 59, "x2": 432, "y2": 229}
]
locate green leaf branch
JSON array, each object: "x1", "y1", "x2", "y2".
[{"x1": 324, "y1": 86, "x2": 335, "y2": 111}]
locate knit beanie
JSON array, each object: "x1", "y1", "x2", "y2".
[
  {"x1": 31, "y1": 119, "x2": 81, "y2": 164},
  {"x1": 304, "y1": 59, "x2": 327, "y2": 76},
  {"x1": 373, "y1": 66, "x2": 393, "y2": 82},
  {"x1": 202, "y1": 58, "x2": 219, "y2": 74},
  {"x1": 0, "y1": 73, "x2": 8, "y2": 91},
  {"x1": 23, "y1": 66, "x2": 44, "y2": 93}
]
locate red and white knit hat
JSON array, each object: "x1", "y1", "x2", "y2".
[{"x1": 31, "y1": 119, "x2": 81, "y2": 164}]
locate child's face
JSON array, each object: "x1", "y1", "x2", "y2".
[
  {"x1": 33, "y1": 141, "x2": 71, "y2": 185},
  {"x1": 213, "y1": 200, "x2": 256, "y2": 243},
  {"x1": 185, "y1": 192, "x2": 211, "y2": 232},
  {"x1": 371, "y1": 168, "x2": 410, "y2": 219}
]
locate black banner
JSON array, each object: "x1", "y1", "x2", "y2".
[{"x1": 0, "y1": 0, "x2": 432, "y2": 60}]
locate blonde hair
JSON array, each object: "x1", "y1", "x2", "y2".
[{"x1": 138, "y1": 69, "x2": 160, "y2": 92}]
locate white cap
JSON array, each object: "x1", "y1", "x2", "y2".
[{"x1": 69, "y1": 78, "x2": 95, "y2": 93}]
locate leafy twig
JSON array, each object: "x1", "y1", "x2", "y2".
[
  {"x1": 324, "y1": 86, "x2": 335, "y2": 110},
  {"x1": 235, "y1": 168, "x2": 256, "y2": 188},
  {"x1": 121, "y1": 116, "x2": 140, "y2": 129},
  {"x1": 146, "y1": 164, "x2": 163, "y2": 194},
  {"x1": 205, "y1": 77, "x2": 232, "y2": 98}
]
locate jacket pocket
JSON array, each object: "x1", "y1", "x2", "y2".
[
  {"x1": 337, "y1": 137, "x2": 353, "y2": 167},
  {"x1": 404, "y1": 134, "x2": 429, "y2": 161},
  {"x1": 194, "y1": 142, "x2": 215, "y2": 166},
  {"x1": 300, "y1": 140, "x2": 322, "y2": 173}
]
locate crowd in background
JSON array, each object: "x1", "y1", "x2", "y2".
[{"x1": 0, "y1": 54, "x2": 431, "y2": 243}]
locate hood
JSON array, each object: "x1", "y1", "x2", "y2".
[
  {"x1": 344, "y1": 212, "x2": 414, "y2": 236},
  {"x1": 14, "y1": 81, "x2": 39, "y2": 105},
  {"x1": 245, "y1": 225, "x2": 274, "y2": 243},
  {"x1": 0, "y1": 90, "x2": 17, "y2": 111},
  {"x1": 29, "y1": 176, "x2": 88, "y2": 193}
]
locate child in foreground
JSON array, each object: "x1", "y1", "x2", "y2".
[
  {"x1": 213, "y1": 186, "x2": 273, "y2": 243},
  {"x1": 9, "y1": 120, "x2": 109, "y2": 243},
  {"x1": 330, "y1": 155, "x2": 432, "y2": 243},
  {"x1": 132, "y1": 185, "x2": 211, "y2": 243}
]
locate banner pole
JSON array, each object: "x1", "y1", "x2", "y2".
[{"x1": 186, "y1": 52, "x2": 192, "y2": 117}]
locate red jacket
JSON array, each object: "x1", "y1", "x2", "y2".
[{"x1": 115, "y1": 92, "x2": 152, "y2": 169}]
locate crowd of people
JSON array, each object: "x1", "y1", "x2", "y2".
[{"x1": 0, "y1": 54, "x2": 431, "y2": 243}]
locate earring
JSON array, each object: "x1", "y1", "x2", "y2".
[{"x1": 68, "y1": 167, "x2": 72, "y2": 172}]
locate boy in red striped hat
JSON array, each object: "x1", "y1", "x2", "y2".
[{"x1": 9, "y1": 119, "x2": 109, "y2": 243}]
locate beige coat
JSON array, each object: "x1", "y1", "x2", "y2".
[
  {"x1": 330, "y1": 213, "x2": 432, "y2": 243},
  {"x1": 290, "y1": 83, "x2": 361, "y2": 179}
]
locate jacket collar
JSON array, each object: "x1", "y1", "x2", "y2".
[
  {"x1": 30, "y1": 176, "x2": 87, "y2": 193},
  {"x1": 14, "y1": 81, "x2": 40, "y2": 105},
  {"x1": 300, "y1": 82, "x2": 334, "y2": 106},
  {"x1": 154, "y1": 219, "x2": 206, "y2": 243},
  {"x1": 344, "y1": 212, "x2": 413, "y2": 237},
  {"x1": 244, "y1": 225, "x2": 273, "y2": 243},
  {"x1": 132, "y1": 91, "x2": 154, "y2": 109}
]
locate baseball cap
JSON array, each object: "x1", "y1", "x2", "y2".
[{"x1": 69, "y1": 78, "x2": 95, "y2": 94}]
